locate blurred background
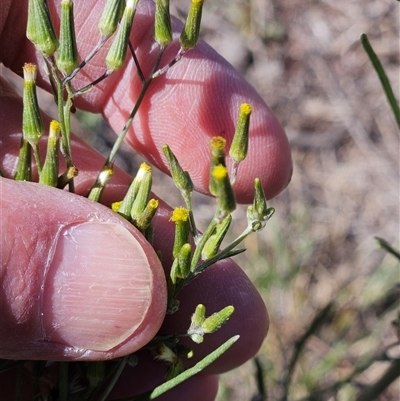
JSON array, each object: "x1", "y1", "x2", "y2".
[{"x1": 2, "y1": 0, "x2": 398, "y2": 399}]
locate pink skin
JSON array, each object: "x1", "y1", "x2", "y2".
[{"x1": 0, "y1": 0, "x2": 292, "y2": 399}]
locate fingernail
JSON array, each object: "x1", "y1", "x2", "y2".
[{"x1": 42, "y1": 222, "x2": 153, "y2": 351}]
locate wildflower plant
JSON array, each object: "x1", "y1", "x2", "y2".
[{"x1": 2, "y1": 0, "x2": 276, "y2": 399}]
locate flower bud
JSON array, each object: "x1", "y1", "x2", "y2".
[
  {"x1": 188, "y1": 304, "x2": 206, "y2": 343},
  {"x1": 179, "y1": 0, "x2": 204, "y2": 50},
  {"x1": 105, "y1": 0, "x2": 138, "y2": 72},
  {"x1": 170, "y1": 207, "x2": 190, "y2": 259},
  {"x1": 130, "y1": 163, "x2": 152, "y2": 221},
  {"x1": 247, "y1": 178, "x2": 275, "y2": 231},
  {"x1": 202, "y1": 306, "x2": 235, "y2": 333},
  {"x1": 162, "y1": 145, "x2": 193, "y2": 193},
  {"x1": 98, "y1": 0, "x2": 125, "y2": 38},
  {"x1": 154, "y1": 0, "x2": 172, "y2": 47},
  {"x1": 211, "y1": 164, "x2": 236, "y2": 214},
  {"x1": 135, "y1": 199, "x2": 159, "y2": 230},
  {"x1": 14, "y1": 139, "x2": 32, "y2": 182},
  {"x1": 209, "y1": 136, "x2": 227, "y2": 196},
  {"x1": 118, "y1": 163, "x2": 151, "y2": 219},
  {"x1": 229, "y1": 103, "x2": 252, "y2": 183},
  {"x1": 39, "y1": 120, "x2": 61, "y2": 187},
  {"x1": 201, "y1": 214, "x2": 231, "y2": 260},
  {"x1": 22, "y1": 64, "x2": 44, "y2": 147},
  {"x1": 27, "y1": 0, "x2": 59, "y2": 56},
  {"x1": 171, "y1": 243, "x2": 192, "y2": 284},
  {"x1": 56, "y1": 0, "x2": 79, "y2": 75},
  {"x1": 88, "y1": 166, "x2": 114, "y2": 202}
]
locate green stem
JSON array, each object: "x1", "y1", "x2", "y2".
[{"x1": 88, "y1": 48, "x2": 165, "y2": 196}]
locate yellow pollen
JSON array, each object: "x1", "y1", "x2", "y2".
[
  {"x1": 212, "y1": 164, "x2": 228, "y2": 180},
  {"x1": 240, "y1": 103, "x2": 252, "y2": 115},
  {"x1": 210, "y1": 136, "x2": 226, "y2": 150},
  {"x1": 111, "y1": 201, "x2": 123, "y2": 212},
  {"x1": 171, "y1": 207, "x2": 190, "y2": 223}
]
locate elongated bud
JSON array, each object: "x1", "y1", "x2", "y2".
[
  {"x1": 202, "y1": 306, "x2": 235, "y2": 333},
  {"x1": 98, "y1": 0, "x2": 125, "y2": 38},
  {"x1": 162, "y1": 145, "x2": 193, "y2": 193},
  {"x1": 179, "y1": 0, "x2": 204, "y2": 50},
  {"x1": 201, "y1": 214, "x2": 232, "y2": 260},
  {"x1": 188, "y1": 304, "x2": 206, "y2": 343},
  {"x1": 230, "y1": 103, "x2": 252, "y2": 164},
  {"x1": 27, "y1": 0, "x2": 59, "y2": 56},
  {"x1": 105, "y1": 0, "x2": 137, "y2": 72},
  {"x1": 22, "y1": 64, "x2": 44, "y2": 147},
  {"x1": 247, "y1": 178, "x2": 275, "y2": 231},
  {"x1": 56, "y1": 0, "x2": 79, "y2": 75},
  {"x1": 170, "y1": 207, "x2": 190, "y2": 259},
  {"x1": 130, "y1": 163, "x2": 152, "y2": 221},
  {"x1": 39, "y1": 120, "x2": 61, "y2": 187},
  {"x1": 212, "y1": 165, "x2": 236, "y2": 214},
  {"x1": 118, "y1": 163, "x2": 151, "y2": 219},
  {"x1": 209, "y1": 136, "x2": 226, "y2": 196},
  {"x1": 14, "y1": 139, "x2": 32, "y2": 181},
  {"x1": 171, "y1": 243, "x2": 192, "y2": 284},
  {"x1": 88, "y1": 166, "x2": 114, "y2": 201},
  {"x1": 135, "y1": 199, "x2": 159, "y2": 230},
  {"x1": 154, "y1": 0, "x2": 172, "y2": 47}
]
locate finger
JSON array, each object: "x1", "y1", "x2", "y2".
[
  {"x1": 1, "y1": 0, "x2": 292, "y2": 202},
  {"x1": 1, "y1": 178, "x2": 167, "y2": 361},
  {"x1": 1, "y1": 78, "x2": 268, "y2": 373}
]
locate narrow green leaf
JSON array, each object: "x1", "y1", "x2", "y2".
[{"x1": 360, "y1": 33, "x2": 400, "y2": 127}]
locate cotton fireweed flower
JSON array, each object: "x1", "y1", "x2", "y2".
[
  {"x1": 105, "y1": 0, "x2": 138, "y2": 72},
  {"x1": 170, "y1": 207, "x2": 190, "y2": 260},
  {"x1": 212, "y1": 164, "x2": 236, "y2": 214},
  {"x1": 56, "y1": 0, "x2": 79, "y2": 75},
  {"x1": 154, "y1": 0, "x2": 172, "y2": 47},
  {"x1": 26, "y1": 0, "x2": 59, "y2": 56},
  {"x1": 39, "y1": 120, "x2": 61, "y2": 187},
  {"x1": 98, "y1": 0, "x2": 125, "y2": 38},
  {"x1": 22, "y1": 64, "x2": 44, "y2": 147},
  {"x1": 179, "y1": 0, "x2": 204, "y2": 50}
]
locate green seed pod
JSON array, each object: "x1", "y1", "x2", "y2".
[
  {"x1": 98, "y1": 0, "x2": 125, "y2": 38},
  {"x1": 39, "y1": 120, "x2": 61, "y2": 187},
  {"x1": 22, "y1": 64, "x2": 44, "y2": 147},
  {"x1": 154, "y1": 0, "x2": 172, "y2": 47},
  {"x1": 105, "y1": 0, "x2": 137, "y2": 72},
  {"x1": 56, "y1": 0, "x2": 79, "y2": 75},
  {"x1": 229, "y1": 103, "x2": 252, "y2": 163},
  {"x1": 179, "y1": 0, "x2": 204, "y2": 50},
  {"x1": 26, "y1": 0, "x2": 59, "y2": 56}
]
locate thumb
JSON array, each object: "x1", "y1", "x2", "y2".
[{"x1": 0, "y1": 178, "x2": 167, "y2": 361}]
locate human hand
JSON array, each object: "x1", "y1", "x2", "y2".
[{"x1": 0, "y1": 0, "x2": 292, "y2": 399}]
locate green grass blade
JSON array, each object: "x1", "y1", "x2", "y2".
[{"x1": 360, "y1": 33, "x2": 400, "y2": 128}]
